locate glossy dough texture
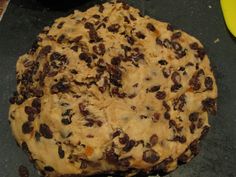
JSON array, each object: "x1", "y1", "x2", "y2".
[{"x1": 9, "y1": 1, "x2": 217, "y2": 177}]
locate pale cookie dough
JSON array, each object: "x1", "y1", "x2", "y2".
[{"x1": 9, "y1": 1, "x2": 218, "y2": 177}]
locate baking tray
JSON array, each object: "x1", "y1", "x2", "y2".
[{"x1": 0, "y1": 0, "x2": 236, "y2": 177}]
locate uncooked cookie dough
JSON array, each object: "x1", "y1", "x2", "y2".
[{"x1": 9, "y1": 1, "x2": 217, "y2": 177}]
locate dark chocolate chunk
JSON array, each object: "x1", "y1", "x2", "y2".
[
  {"x1": 146, "y1": 23, "x2": 156, "y2": 31},
  {"x1": 163, "y1": 39, "x2": 172, "y2": 49},
  {"x1": 111, "y1": 56, "x2": 122, "y2": 65},
  {"x1": 123, "y1": 140, "x2": 135, "y2": 152},
  {"x1": 129, "y1": 14, "x2": 137, "y2": 21},
  {"x1": 190, "y1": 123, "x2": 196, "y2": 134},
  {"x1": 98, "y1": 4, "x2": 104, "y2": 13},
  {"x1": 200, "y1": 126, "x2": 210, "y2": 140},
  {"x1": 79, "y1": 52, "x2": 92, "y2": 64},
  {"x1": 202, "y1": 98, "x2": 217, "y2": 115},
  {"x1": 173, "y1": 135, "x2": 187, "y2": 143},
  {"x1": 72, "y1": 36, "x2": 83, "y2": 43},
  {"x1": 172, "y1": 41, "x2": 182, "y2": 51},
  {"x1": 150, "y1": 134, "x2": 158, "y2": 146},
  {"x1": 32, "y1": 89, "x2": 44, "y2": 98},
  {"x1": 158, "y1": 60, "x2": 168, "y2": 65},
  {"x1": 108, "y1": 24, "x2": 120, "y2": 33},
  {"x1": 190, "y1": 42, "x2": 199, "y2": 50},
  {"x1": 154, "y1": 157, "x2": 173, "y2": 175},
  {"x1": 80, "y1": 160, "x2": 88, "y2": 169},
  {"x1": 39, "y1": 124, "x2": 53, "y2": 139},
  {"x1": 22, "y1": 121, "x2": 33, "y2": 134},
  {"x1": 79, "y1": 103, "x2": 89, "y2": 116},
  {"x1": 171, "y1": 84, "x2": 182, "y2": 92},
  {"x1": 38, "y1": 45, "x2": 51, "y2": 58},
  {"x1": 178, "y1": 153, "x2": 188, "y2": 164},
  {"x1": 112, "y1": 130, "x2": 121, "y2": 138},
  {"x1": 143, "y1": 149, "x2": 160, "y2": 163},
  {"x1": 189, "y1": 140, "x2": 200, "y2": 155},
  {"x1": 119, "y1": 158, "x2": 130, "y2": 167},
  {"x1": 84, "y1": 22, "x2": 94, "y2": 30},
  {"x1": 93, "y1": 14, "x2": 100, "y2": 19},
  {"x1": 25, "y1": 106, "x2": 37, "y2": 115},
  {"x1": 167, "y1": 24, "x2": 174, "y2": 31},
  {"x1": 205, "y1": 77, "x2": 213, "y2": 90},
  {"x1": 93, "y1": 43, "x2": 106, "y2": 56},
  {"x1": 57, "y1": 22, "x2": 65, "y2": 29},
  {"x1": 44, "y1": 166, "x2": 54, "y2": 172},
  {"x1": 171, "y1": 32, "x2": 182, "y2": 40},
  {"x1": 18, "y1": 165, "x2": 29, "y2": 177},
  {"x1": 126, "y1": 35, "x2": 135, "y2": 45},
  {"x1": 58, "y1": 146, "x2": 65, "y2": 159},
  {"x1": 171, "y1": 71, "x2": 181, "y2": 84},
  {"x1": 32, "y1": 98, "x2": 41, "y2": 112},
  {"x1": 136, "y1": 31, "x2": 146, "y2": 39},
  {"x1": 149, "y1": 85, "x2": 161, "y2": 92},
  {"x1": 156, "y1": 38, "x2": 163, "y2": 46},
  {"x1": 189, "y1": 112, "x2": 199, "y2": 122},
  {"x1": 57, "y1": 34, "x2": 65, "y2": 43},
  {"x1": 119, "y1": 134, "x2": 129, "y2": 145},
  {"x1": 89, "y1": 29, "x2": 102, "y2": 43},
  {"x1": 152, "y1": 112, "x2": 160, "y2": 122},
  {"x1": 162, "y1": 68, "x2": 170, "y2": 78},
  {"x1": 156, "y1": 91, "x2": 166, "y2": 100},
  {"x1": 51, "y1": 79, "x2": 70, "y2": 94},
  {"x1": 163, "y1": 101, "x2": 170, "y2": 111},
  {"x1": 105, "y1": 148, "x2": 118, "y2": 164}
]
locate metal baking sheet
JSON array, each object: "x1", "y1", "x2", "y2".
[{"x1": 0, "y1": 0, "x2": 236, "y2": 177}]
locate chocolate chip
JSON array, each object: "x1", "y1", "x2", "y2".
[
  {"x1": 58, "y1": 146, "x2": 65, "y2": 159},
  {"x1": 189, "y1": 74, "x2": 201, "y2": 91},
  {"x1": 164, "y1": 112, "x2": 170, "y2": 120},
  {"x1": 44, "y1": 166, "x2": 54, "y2": 172},
  {"x1": 93, "y1": 43, "x2": 106, "y2": 56},
  {"x1": 40, "y1": 124, "x2": 53, "y2": 139},
  {"x1": 72, "y1": 36, "x2": 83, "y2": 43},
  {"x1": 163, "y1": 39, "x2": 172, "y2": 49},
  {"x1": 108, "y1": 24, "x2": 120, "y2": 33},
  {"x1": 167, "y1": 24, "x2": 174, "y2": 31},
  {"x1": 205, "y1": 77, "x2": 213, "y2": 90},
  {"x1": 111, "y1": 56, "x2": 122, "y2": 65},
  {"x1": 126, "y1": 35, "x2": 135, "y2": 45},
  {"x1": 22, "y1": 121, "x2": 33, "y2": 134},
  {"x1": 105, "y1": 148, "x2": 118, "y2": 164},
  {"x1": 163, "y1": 101, "x2": 170, "y2": 111},
  {"x1": 112, "y1": 130, "x2": 121, "y2": 138},
  {"x1": 189, "y1": 112, "x2": 199, "y2": 122},
  {"x1": 98, "y1": 4, "x2": 104, "y2": 13},
  {"x1": 51, "y1": 79, "x2": 70, "y2": 94},
  {"x1": 136, "y1": 31, "x2": 146, "y2": 39},
  {"x1": 32, "y1": 98, "x2": 41, "y2": 112},
  {"x1": 129, "y1": 14, "x2": 137, "y2": 21},
  {"x1": 119, "y1": 134, "x2": 129, "y2": 145},
  {"x1": 189, "y1": 140, "x2": 200, "y2": 155},
  {"x1": 143, "y1": 149, "x2": 160, "y2": 163},
  {"x1": 156, "y1": 91, "x2": 166, "y2": 100},
  {"x1": 79, "y1": 103, "x2": 89, "y2": 116},
  {"x1": 197, "y1": 118, "x2": 204, "y2": 128},
  {"x1": 171, "y1": 32, "x2": 182, "y2": 40},
  {"x1": 172, "y1": 42, "x2": 182, "y2": 51},
  {"x1": 123, "y1": 140, "x2": 135, "y2": 152},
  {"x1": 150, "y1": 134, "x2": 158, "y2": 146},
  {"x1": 171, "y1": 84, "x2": 182, "y2": 92},
  {"x1": 25, "y1": 106, "x2": 37, "y2": 115},
  {"x1": 21, "y1": 142, "x2": 30, "y2": 155},
  {"x1": 190, "y1": 42, "x2": 199, "y2": 50},
  {"x1": 122, "y1": 2, "x2": 130, "y2": 10},
  {"x1": 146, "y1": 23, "x2": 156, "y2": 31},
  {"x1": 173, "y1": 135, "x2": 186, "y2": 143},
  {"x1": 79, "y1": 52, "x2": 92, "y2": 64},
  {"x1": 154, "y1": 157, "x2": 173, "y2": 175},
  {"x1": 57, "y1": 34, "x2": 65, "y2": 43},
  {"x1": 23, "y1": 60, "x2": 34, "y2": 68},
  {"x1": 18, "y1": 165, "x2": 29, "y2": 177},
  {"x1": 89, "y1": 29, "x2": 102, "y2": 43},
  {"x1": 202, "y1": 98, "x2": 217, "y2": 115},
  {"x1": 149, "y1": 85, "x2": 161, "y2": 92},
  {"x1": 162, "y1": 68, "x2": 170, "y2": 78},
  {"x1": 93, "y1": 14, "x2": 100, "y2": 19},
  {"x1": 178, "y1": 153, "x2": 188, "y2": 164},
  {"x1": 156, "y1": 38, "x2": 163, "y2": 45},
  {"x1": 158, "y1": 60, "x2": 168, "y2": 65},
  {"x1": 32, "y1": 89, "x2": 44, "y2": 98},
  {"x1": 196, "y1": 48, "x2": 206, "y2": 60},
  {"x1": 61, "y1": 118, "x2": 72, "y2": 125},
  {"x1": 57, "y1": 22, "x2": 65, "y2": 29},
  {"x1": 84, "y1": 22, "x2": 94, "y2": 30},
  {"x1": 171, "y1": 71, "x2": 181, "y2": 84},
  {"x1": 38, "y1": 45, "x2": 51, "y2": 57}
]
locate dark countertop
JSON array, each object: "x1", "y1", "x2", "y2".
[{"x1": 0, "y1": 0, "x2": 236, "y2": 177}]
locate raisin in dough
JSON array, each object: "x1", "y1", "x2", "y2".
[{"x1": 9, "y1": 1, "x2": 217, "y2": 177}]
